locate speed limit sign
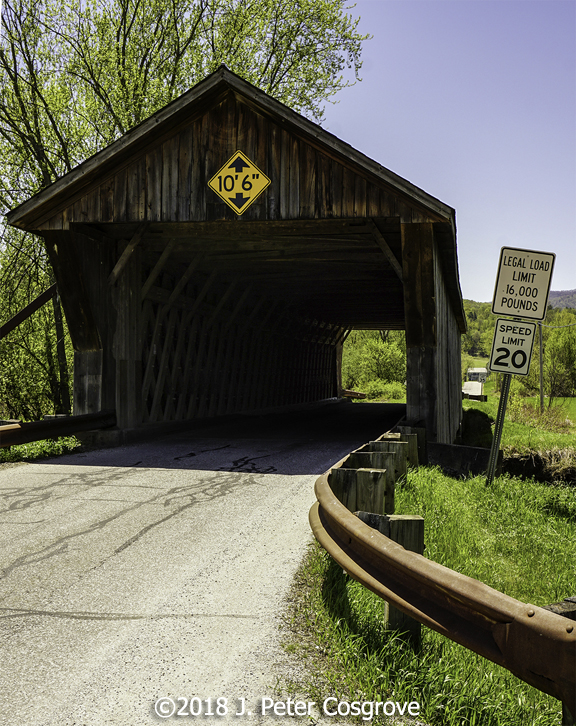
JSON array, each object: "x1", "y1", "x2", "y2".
[{"x1": 489, "y1": 319, "x2": 537, "y2": 376}]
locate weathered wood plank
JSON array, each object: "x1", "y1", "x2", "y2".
[
  {"x1": 368, "y1": 440, "x2": 408, "y2": 481},
  {"x1": 356, "y1": 512, "x2": 424, "y2": 644},
  {"x1": 318, "y1": 153, "x2": 332, "y2": 218},
  {"x1": 148, "y1": 306, "x2": 179, "y2": 422},
  {"x1": 161, "y1": 135, "x2": 179, "y2": 221},
  {"x1": 299, "y1": 142, "x2": 316, "y2": 219},
  {"x1": 146, "y1": 146, "x2": 162, "y2": 222},
  {"x1": 113, "y1": 166, "x2": 128, "y2": 222},
  {"x1": 368, "y1": 219, "x2": 403, "y2": 280},
  {"x1": 177, "y1": 125, "x2": 193, "y2": 221},
  {"x1": 402, "y1": 222, "x2": 438, "y2": 438},
  {"x1": 354, "y1": 175, "x2": 366, "y2": 218},
  {"x1": 113, "y1": 246, "x2": 142, "y2": 428},
  {"x1": 175, "y1": 314, "x2": 199, "y2": 420},
  {"x1": 342, "y1": 166, "x2": 355, "y2": 217},
  {"x1": 42, "y1": 232, "x2": 101, "y2": 352},
  {"x1": 279, "y1": 128, "x2": 290, "y2": 219},
  {"x1": 100, "y1": 178, "x2": 115, "y2": 223},
  {"x1": 268, "y1": 122, "x2": 281, "y2": 220},
  {"x1": 288, "y1": 135, "x2": 300, "y2": 218},
  {"x1": 355, "y1": 468, "x2": 387, "y2": 515}
]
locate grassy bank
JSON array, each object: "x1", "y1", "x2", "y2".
[
  {"x1": 0, "y1": 436, "x2": 81, "y2": 464},
  {"x1": 281, "y1": 467, "x2": 575, "y2": 725}
]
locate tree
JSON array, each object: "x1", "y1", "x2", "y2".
[
  {"x1": 0, "y1": 227, "x2": 73, "y2": 419},
  {"x1": 0, "y1": 0, "x2": 369, "y2": 418},
  {"x1": 342, "y1": 330, "x2": 406, "y2": 393},
  {"x1": 543, "y1": 310, "x2": 576, "y2": 405}
]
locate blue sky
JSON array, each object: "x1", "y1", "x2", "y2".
[{"x1": 321, "y1": 0, "x2": 575, "y2": 302}]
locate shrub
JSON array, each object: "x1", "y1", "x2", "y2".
[{"x1": 363, "y1": 380, "x2": 406, "y2": 401}]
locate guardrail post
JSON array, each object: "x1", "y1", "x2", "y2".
[
  {"x1": 355, "y1": 512, "x2": 424, "y2": 647},
  {"x1": 330, "y1": 467, "x2": 394, "y2": 515},
  {"x1": 346, "y1": 451, "x2": 400, "y2": 483},
  {"x1": 397, "y1": 425, "x2": 427, "y2": 465},
  {"x1": 387, "y1": 515, "x2": 424, "y2": 647},
  {"x1": 543, "y1": 597, "x2": 576, "y2": 725},
  {"x1": 376, "y1": 432, "x2": 419, "y2": 468},
  {"x1": 329, "y1": 468, "x2": 357, "y2": 512},
  {"x1": 357, "y1": 468, "x2": 394, "y2": 514},
  {"x1": 368, "y1": 440, "x2": 408, "y2": 480}
]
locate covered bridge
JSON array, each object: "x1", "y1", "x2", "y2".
[{"x1": 6, "y1": 67, "x2": 466, "y2": 443}]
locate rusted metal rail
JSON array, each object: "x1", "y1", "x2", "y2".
[
  {"x1": 310, "y1": 470, "x2": 576, "y2": 714},
  {"x1": 0, "y1": 410, "x2": 116, "y2": 448}
]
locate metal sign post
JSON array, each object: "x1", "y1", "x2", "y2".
[
  {"x1": 486, "y1": 373, "x2": 511, "y2": 486},
  {"x1": 486, "y1": 246, "x2": 555, "y2": 485}
]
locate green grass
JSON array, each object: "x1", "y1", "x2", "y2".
[
  {"x1": 462, "y1": 398, "x2": 576, "y2": 452},
  {"x1": 281, "y1": 467, "x2": 575, "y2": 725},
  {"x1": 0, "y1": 436, "x2": 81, "y2": 464},
  {"x1": 521, "y1": 395, "x2": 576, "y2": 424},
  {"x1": 469, "y1": 357, "x2": 489, "y2": 368}
]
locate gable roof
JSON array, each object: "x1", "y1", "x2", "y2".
[{"x1": 7, "y1": 66, "x2": 455, "y2": 231}]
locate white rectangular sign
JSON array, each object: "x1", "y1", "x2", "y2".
[
  {"x1": 489, "y1": 319, "x2": 537, "y2": 376},
  {"x1": 491, "y1": 247, "x2": 555, "y2": 321}
]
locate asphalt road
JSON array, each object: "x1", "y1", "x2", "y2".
[{"x1": 0, "y1": 402, "x2": 404, "y2": 726}]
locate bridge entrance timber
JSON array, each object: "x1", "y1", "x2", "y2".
[{"x1": 6, "y1": 67, "x2": 466, "y2": 444}]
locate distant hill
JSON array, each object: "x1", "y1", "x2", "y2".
[{"x1": 548, "y1": 289, "x2": 576, "y2": 309}]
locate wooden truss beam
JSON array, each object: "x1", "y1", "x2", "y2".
[
  {"x1": 108, "y1": 222, "x2": 147, "y2": 286},
  {"x1": 368, "y1": 219, "x2": 402, "y2": 281}
]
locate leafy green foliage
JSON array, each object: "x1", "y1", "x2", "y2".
[
  {"x1": 342, "y1": 331, "x2": 406, "y2": 399},
  {"x1": 1, "y1": 0, "x2": 369, "y2": 208},
  {"x1": 0, "y1": 435, "x2": 80, "y2": 463},
  {"x1": 0, "y1": 0, "x2": 369, "y2": 419},
  {"x1": 0, "y1": 230, "x2": 73, "y2": 420},
  {"x1": 514, "y1": 308, "x2": 576, "y2": 402},
  {"x1": 462, "y1": 300, "x2": 495, "y2": 357},
  {"x1": 463, "y1": 300, "x2": 576, "y2": 406}
]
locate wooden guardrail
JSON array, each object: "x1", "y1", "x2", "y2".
[
  {"x1": 309, "y1": 432, "x2": 576, "y2": 719},
  {"x1": 0, "y1": 410, "x2": 116, "y2": 448}
]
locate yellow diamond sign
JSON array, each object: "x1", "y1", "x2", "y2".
[{"x1": 208, "y1": 150, "x2": 270, "y2": 215}]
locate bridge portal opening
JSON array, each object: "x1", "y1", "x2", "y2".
[{"x1": 6, "y1": 68, "x2": 465, "y2": 443}]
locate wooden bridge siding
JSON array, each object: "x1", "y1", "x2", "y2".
[
  {"x1": 71, "y1": 231, "x2": 117, "y2": 415},
  {"x1": 434, "y1": 242, "x2": 462, "y2": 443},
  {"x1": 401, "y1": 222, "x2": 462, "y2": 443},
  {"x1": 39, "y1": 95, "x2": 439, "y2": 232},
  {"x1": 401, "y1": 223, "x2": 436, "y2": 441}
]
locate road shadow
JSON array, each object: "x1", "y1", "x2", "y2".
[{"x1": 41, "y1": 403, "x2": 406, "y2": 476}]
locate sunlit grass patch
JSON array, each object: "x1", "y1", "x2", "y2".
[{"x1": 0, "y1": 435, "x2": 81, "y2": 464}]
